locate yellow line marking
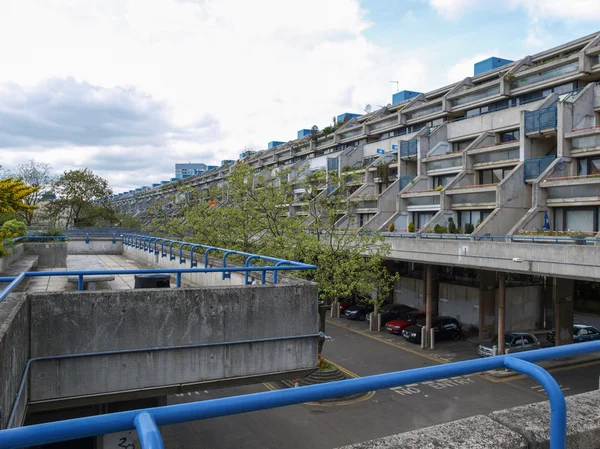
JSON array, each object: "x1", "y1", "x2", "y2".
[
  {"x1": 262, "y1": 358, "x2": 376, "y2": 407},
  {"x1": 478, "y1": 358, "x2": 600, "y2": 383}
]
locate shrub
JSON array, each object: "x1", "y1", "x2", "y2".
[
  {"x1": 2, "y1": 219, "x2": 27, "y2": 237},
  {"x1": 464, "y1": 223, "x2": 475, "y2": 234},
  {"x1": 37, "y1": 227, "x2": 65, "y2": 237},
  {"x1": 435, "y1": 185, "x2": 443, "y2": 191},
  {"x1": 408, "y1": 222, "x2": 415, "y2": 233},
  {"x1": 447, "y1": 218, "x2": 457, "y2": 234},
  {"x1": 434, "y1": 224, "x2": 448, "y2": 234},
  {"x1": 389, "y1": 222, "x2": 395, "y2": 233}
]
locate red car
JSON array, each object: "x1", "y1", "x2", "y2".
[{"x1": 385, "y1": 311, "x2": 425, "y2": 335}]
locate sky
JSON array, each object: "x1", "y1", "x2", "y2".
[{"x1": 0, "y1": 0, "x2": 599, "y2": 193}]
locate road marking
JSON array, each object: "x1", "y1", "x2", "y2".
[
  {"x1": 481, "y1": 359, "x2": 600, "y2": 383},
  {"x1": 530, "y1": 384, "x2": 570, "y2": 393},
  {"x1": 263, "y1": 358, "x2": 376, "y2": 407},
  {"x1": 390, "y1": 375, "x2": 476, "y2": 396}
]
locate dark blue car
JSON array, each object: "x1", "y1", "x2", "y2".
[{"x1": 546, "y1": 324, "x2": 600, "y2": 345}]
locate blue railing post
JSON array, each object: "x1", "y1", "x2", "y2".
[
  {"x1": 503, "y1": 357, "x2": 566, "y2": 449},
  {"x1": 169, "y1": 241, "x2": 177, "y2": 261},
  {"x1": 112, "y1": 233, "x2": 116, "y2": 244},
  {"x1": 179, "y1": 245, "x2": 186, "y2": 264},
  {"x1": 85, "y1": 233, "x2": 89, "y2": 244},
  {"x1": 176, "y1": 273, "x2": 181, "y2": 288},
  {"x1": 222, "y1": 251, "x2": 234, "y2": 279},
  {"x1": 78, "y1": 275, "x2": 84, "y2": 291},
  {"x1": 134, "y1": 412, "x2": 164, "y2": 449}
]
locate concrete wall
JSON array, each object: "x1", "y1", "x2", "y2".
[
  {"x1": 24, "y1": 242, "x2": 67, "y2": 267},
  {"x1": 339, "y1": 390, "x2": 600, "y2": 449},
  {"x1": 0, "y1": 294, "x2": 29, "y2": 429},
  {"x1": 68, "y1": 239, "x2": 123, "y2": 255},
  {"x1": 27, "y1": 284, "x2": 318, "y2": 402},
  {"x1": 0, "y1": 244, "x2": 24, "y2": 272},
  {"x1": 386, "y1": 238, "x2": 600, "y2": 281},
  {"x1": 396, "y1": 276, "x2": 542, "y2": 331}
]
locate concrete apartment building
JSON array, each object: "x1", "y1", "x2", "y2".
[{"x1": 109, "y1": 32, "x2": 600, "y2": 343}]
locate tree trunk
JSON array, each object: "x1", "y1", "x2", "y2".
[{"x1": 317, "y1": 305, "x2": 328, "y2": 354}]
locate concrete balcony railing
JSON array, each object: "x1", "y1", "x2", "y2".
[
  {"x1": 446, "y1": 185, "x2": 497, "y2": 209},
  {"x1": 542, "y1": 175, "x2": 600, "y2": 205},
  {"x1": 470, "y1": 141, "x2": 520, "y2": 168}
]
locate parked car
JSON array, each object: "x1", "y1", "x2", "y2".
[
  {"x1": 546, "y1": 324, "x2": 600, "y2": 345},
  {"x1": 385, "y1": 311, "x2": 426, "y2": 334},
  {"x1": 401, "y1": 316, "x2": 461, "y2": 343},
  {"x1": 478, "y1": 332, "x2": 541, "y2": 357},
  {"x1": 344, "y1": 303, "x2": 374, "y2": 321},
  {"x1": 366, "y1": 304, "x2": 417, "y2": 326}
]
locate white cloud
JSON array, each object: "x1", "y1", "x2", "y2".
[
  {"x1": 446, "y1": 52, "x2": 500, "y2": 83},
  {"x1": 0, "y1": 0, "x2": 434, "y2": 191},
  {"x1": 427, "y1": 0, "x2": 481, "y2": 20}
]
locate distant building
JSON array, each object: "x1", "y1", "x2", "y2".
[{"x1": 175, "y1": 163, "x2": 208, "y2": 178}]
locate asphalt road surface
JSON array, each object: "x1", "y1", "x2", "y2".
[{"x1": 160, "y1": 323, "x2": 600, "y2": 449}]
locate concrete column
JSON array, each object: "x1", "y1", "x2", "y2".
[
  {"x1": 479, "y1": 270, "x2": 496, "y2": 340},
  {"x1": 543, "y1": 277, "x2": 554, "y2": 329},
  {"x1": 424, "y1": 265, "x2": 438, "y2": 348},
  {"x1": 554, "y1": 278, "x2": 574, "y2": 346},
  {"x1": 498, "y1": 272, "x2": 506, "y2": 354}
]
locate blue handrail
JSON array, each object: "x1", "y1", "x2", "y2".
[
  {"x1": 1, "y1": 341, "x2": 598, "y2": 449},
  {"x1": 7, "y1": 235, "x2": 67, "y2": 244}
]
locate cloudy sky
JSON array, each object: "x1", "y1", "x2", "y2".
[{"x1": 1, "y1": 0, "x2": 599, "y2": 193}]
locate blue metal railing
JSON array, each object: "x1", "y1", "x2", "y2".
[
  {"x1": 524, "y1": 155, "x2": 557, "y2": 180},
  {"x1": 399, "y1": 175, "x2": 416, "y2": 190},
  {"x1": 7, "y1": 235, "x2": 67, "y2": 244},
  {"x1": 400, "y1": 139, "x2": 417, "y2": 158},
  {"x1": 524, "y1": 105, "x2": 558, "y2": 133},
  {"x1": 0, "y1": 235, "x2": 317, "y2": 302},
  {"x1": 1, "y1": 341, "x2": 599, "y2": 449}
]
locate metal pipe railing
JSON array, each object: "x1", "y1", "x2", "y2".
[{"x1": 1, "y1": 340, "x2": 599, "y2": 449}]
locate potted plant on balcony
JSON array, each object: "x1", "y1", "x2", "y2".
[{"x1": 408, "y1": 222, "x2": 415, "y2": 233}]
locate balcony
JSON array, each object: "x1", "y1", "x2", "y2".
[
  {"x1": 471, "y1": 144, "x2": 520, "y2": 167},
  {"x1": 541, "y1": 175, "x2": 600, "y2": 205},
  {"x1": 524, "y1": 155, "x2": 556, "y2": 180},
  {"x1": 446, "y1": 186, "x2": 497, "y2": 209},
  {"x1": 571, "y1": 132, "x2": 600, "y2": 156},
  {"x1": 424, "y1": 154, "x2": 463, "y2": 174},
  {"x1": 400, "y1": 138, "x2": 418, "y2": 159},
  {"x1": 524, "y1": 105, "x2": 557, "y2": 134},
  {"x1": 405, "y1": 194, "x2": 441, "y2": 211}
]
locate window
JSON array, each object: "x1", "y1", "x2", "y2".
[
  {"x1": 414, "y1": 212, "x2": 435, "y2": 230},
  {"x1": 500, "y1": 130, "x2": 520, "y2": 143},
  {"x1": 458, "y1": 210, "x2": 491, "y2": 227},
  {"x1": 513, "y1": 61, "x2": 579, "y2": 89},
  {"x1": 522, "y1": 335, "x2": 536, "y2": 345},
  {"x1": 554, "y1": 207, "x2": 599, "y2": 232},
  {"x1": 577, "y1": 157, "x2": 600, "y2": 176},
  {"x1": 434, "y1": 175, "x2": 454, "y2": 188},
  {"x1": 511, "y1": 337, "x2": 523, "y2": 347},
  {"x1": 479, "y1": 168, "x2": 512, "y2": 185}
]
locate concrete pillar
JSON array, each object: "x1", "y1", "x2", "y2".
[
  {"x1": 498, "y1": 272, "x2": 506, "y2": 354},
  {"x1": 424, "y1": 265, "x2": 438, "y2": 348},
  {"x1": 543, "y1": 277, "x2": 554, "y2": 329},
  {"x1": 479, "y1": 270, "x2": 496, "y2": 340},
  {"x1": 554, "y1": 278, "x2": 574, "y2": 346}
]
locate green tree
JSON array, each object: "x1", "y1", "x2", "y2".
[
  {"x1": 45, "y1": 169, "x2": 115, "y2": 227},
  {"x1": 1, "y1": 160, "x2": 56, "y2": 225}
]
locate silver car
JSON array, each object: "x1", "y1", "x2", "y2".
[{"x1": 478, "y1": 332, "x2": 541, "y2": 357}]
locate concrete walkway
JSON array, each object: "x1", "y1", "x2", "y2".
[{"x1": 26, "y1": 254, "x2": 162, "y2": 293}]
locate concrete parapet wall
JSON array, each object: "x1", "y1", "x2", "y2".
[
  {"x1": 338, "y1": 390, "x2": 600, "y2": 449},
  {"x1": 386, "y1": 238, "x2": 600, "y2": 281},
  {"x1": 0, "y1": 294, "x2": 29, "y2": 429},
  {"x1": 28, "y1": 284, "x2": 318, "y2": 402},
  {"x1": 68, "y1": 239, "x2": 123, "y2": 255},
  {"x1": 23, "y1": 242, "x2": 67, "y2": 267},
  {"x1": 0, "y1": 244, "x2": 24, "y2": 272}
]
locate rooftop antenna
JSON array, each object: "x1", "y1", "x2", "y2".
[
  {"x1": 364, "y1": 104, "x2": 372, "y2": 114},
  {"x1": 389, "y1": 81, "x2": 399, "y2": 92}
]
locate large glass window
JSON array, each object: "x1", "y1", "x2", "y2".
[
  {"x1": 479, "y1": 168, "x2": 513, "y2": 185},
  {"x1": 407, "y1": 104, "x2": 442, "y2": 120},
  {"x1": 452, "y1": 86, "x2": 500, "y2": 106},
  {"x1": 577, "y1": 157, "x2": 600, "y2": 176},
  {"x1": 414, "y1": 212, "x2": 435, "y2": 229},
  {"x1": 554, "y1": 207, "x2": 599, "y2": 232},
  {"x1": 458, "y1": 210, "x2": 491, "y2": 227},
  {"x1": 500, "y1": 130, "x2": 520, "y2": 142},
  {"x1": 434, "y1": 175, "x2": 455, "y2": 188},
  {"x1": 452, "y1": 140, "x2": 474, "y2": 152}
]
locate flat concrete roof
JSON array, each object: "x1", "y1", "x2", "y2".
[{"x1": 26, "y1": 255, "x2": 180, "y2": 293}]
